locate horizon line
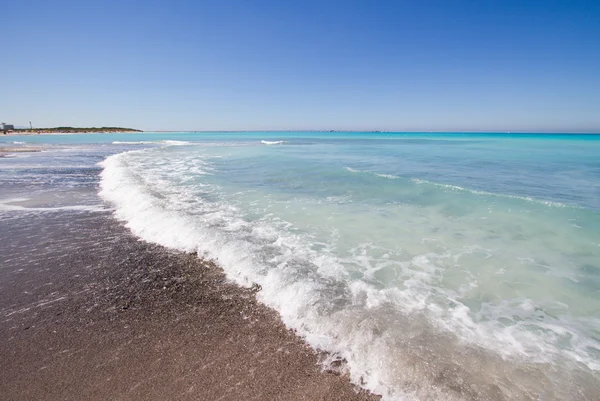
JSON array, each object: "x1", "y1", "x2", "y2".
[{"x1": 144, "y1": 130, "x2": 600, "y2": 134}]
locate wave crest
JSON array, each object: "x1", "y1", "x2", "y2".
[
  {"x1": 410, "y1": 178, "x2": 572, "y2": 207},
  {"x1": 261, "y1": 140, "x2": 286, "y2": 145}
]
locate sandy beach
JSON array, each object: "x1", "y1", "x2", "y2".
[
  {"x1": 0, "y1": 211, "x2": 378, "y2": 400},
  {"x1": 2, "y1": 134, "x2": 599, "y2": 400}
]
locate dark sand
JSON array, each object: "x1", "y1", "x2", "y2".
[{"x1": 0, "y1": 211, "x2": 379, "y2": 400}]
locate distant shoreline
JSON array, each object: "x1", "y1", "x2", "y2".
[
  {"x1": 4, "y1": 131, "x2": 141, "y2": 136},
  {"x1": 128, "y1": 130, "x2": 600, "y2": 134},
  {"x1": 3, "y1": 130, "x2": 599, "y2": 136},
  {"x1": 4, "y1": 127, "x2": 142, "y2": 136}
]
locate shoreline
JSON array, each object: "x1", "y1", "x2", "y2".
[
  {"x1": 3, "y1": 131, "x2": 600, "y2": 137},
  {"x1": 0, "y1": 210, "x2": 379, "y2": 400},
  {"x1": 0, "y1": 146, "x2": 43, "y2": 157},
  {"x1": 2, "y1": 131, "x2": 143, "y2": 136}
]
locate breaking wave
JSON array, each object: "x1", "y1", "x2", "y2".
[{"x1": 97, "y1": 148, "x2": 600, "y2": 400}]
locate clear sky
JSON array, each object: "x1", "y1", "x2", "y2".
[{"x1": 3, "y1": 0, "x2": 600, "y2": 132}]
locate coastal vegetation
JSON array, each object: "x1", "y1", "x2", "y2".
[{"x1": 13, "y1": 126, "x2": 142, "y2": 133}]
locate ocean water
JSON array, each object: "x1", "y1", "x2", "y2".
[{"x1": 1, "y1": 132, "x2": 599, "y2": 399}]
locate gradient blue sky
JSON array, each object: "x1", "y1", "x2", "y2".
[{"x1": 3, "y1": 0, "x2": 600, "y2": 132}]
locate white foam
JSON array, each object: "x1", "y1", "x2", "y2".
[
  {"x1": 98, "y1": 148, "x2": 600, "y2": 399},
  {"x1": 344, "y1": 167, "x2": 399, "y2": 179},
  {"x1": 99, "y1": 151, "x2": 416, "y2": 396},
  {"x1": 374, "y1": 173, "x2": 399, "y2": 179},
  {"x1": 261, "y1": 140, "x2": 286, "y2": 145}
]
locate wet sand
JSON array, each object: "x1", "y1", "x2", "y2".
[
  {"x1": 0, "y1": 211, "x2": 379, "y2": 400},
  {"x1": 0, "y1": 147, "x2": 43, "y2": 157}
]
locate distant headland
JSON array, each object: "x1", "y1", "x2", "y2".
[{"x1": 8, "y1": 126, "x2": 142, "y2": 134}]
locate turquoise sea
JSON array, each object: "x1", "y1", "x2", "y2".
[{"x1": 1, "y1": 132, "x2": 599, "y2": 399}]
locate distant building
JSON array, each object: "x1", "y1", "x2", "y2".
[{"x1": 1, "y1": 123, "x2": 15, "y2": 134}]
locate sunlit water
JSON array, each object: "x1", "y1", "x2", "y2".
[{"x1": 2, "y1": 132, "x2": 599, "y2": 400}]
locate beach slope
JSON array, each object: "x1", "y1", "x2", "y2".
[{"x1": 0, "y1": 212, "x2": 377, "y2": 400}]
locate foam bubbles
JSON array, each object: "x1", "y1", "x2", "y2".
[
  {"x1": 344, "y1": 167, "x2": 399, "y2": 180},
  {"x1": 98, "y1": 146, "x2": 600, "y2": 400},
  {"x1": 261, "y1": 140, "x2": 287, "y2": 145}
]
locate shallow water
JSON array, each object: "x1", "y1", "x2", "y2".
[{"x1": 2, "y1": 132, "x2": 599, "y2": 399}]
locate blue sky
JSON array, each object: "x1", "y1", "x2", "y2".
[{"x1": 3, "y1": 0, "x2": 600, "y2": 132}]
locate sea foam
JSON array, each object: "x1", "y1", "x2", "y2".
[
  {"x1": 261, "y1": 140, "x2": 287, "y2": 145},
  {"x1": 98, "y1": 147, "x2": 600, "y2": 400}
]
